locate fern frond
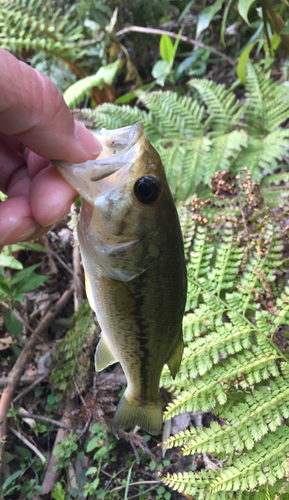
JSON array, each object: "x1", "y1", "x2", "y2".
[
  {"x1": 245, "y1": 62, "x2": 289, "y2": 132},
  {"x1": 51, "y1": 299, "x2": 96, "y2": 392},
  {"x1": 163, "y1": 176, "x2": 289, "y2": 498},
  {"x1": 167, "y1": 377, "x2": 289, "y2": 455},
  {"x1": 261, "y1": 171, "x2": 289, "y2": 207},
  {"x1": 138, "y1": 91, "x2": 205, "y2": 138},
  {"x1": 203, "y1": 131, "x2": 248, "y2": 184},
  {"x1": 233, "y1": 130, "x2": 289, "y2": 182},
  {"x1": 83, "y1": 63, "x2": 288, "y2": 201},
  {"x1": 188, "y1": 79, "x2": 244, "y2": 132},
  {"x1": 176, "y1": 137, "x2": 212, "y2": 201},
  {"x1": 210, "y1": 426, "x2": 289, "y2": 492},
  {"x1": 81, "y1": 104, "x2": 159, "y2": 139},
  {"x1": 0, "y1": 0, "x2": 86, "y2": 63},
  {"x1": 165, "y1": 427, "x2": 289, "y2": 496}
]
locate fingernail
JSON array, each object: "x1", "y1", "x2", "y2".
[{"x1": 74, "y1": 121, "x2": 102, "y2": 156}]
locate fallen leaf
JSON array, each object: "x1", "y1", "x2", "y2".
[
  {"x1": 19, "y1": 407, "x2": 36, "y2": 428},
  {"x1": 24, "y1": 365, "x2": 38, "y2": 377},
  {"x1": 0, "y1": 336, "x2": 14, "y2": 351},
  {"x1": 171, "y1": 412, "x2": 191, "y2": 435}
]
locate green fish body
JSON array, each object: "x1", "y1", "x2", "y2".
[{"x1": 56, "y1": 123, "x2": 187, "y2": 435}]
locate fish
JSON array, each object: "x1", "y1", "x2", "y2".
[{"x1": 55, "y1": 122, "x2": 187, "y2": 435}]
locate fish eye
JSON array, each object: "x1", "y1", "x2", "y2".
[{"x1": 134, "y1": 176, "x2": 160, "y2": 205}]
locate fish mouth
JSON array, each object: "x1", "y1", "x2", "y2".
[{"x1": 54, "y1": 122, "x2": 144, "y2": 200}]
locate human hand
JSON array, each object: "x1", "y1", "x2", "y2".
[{"x1": 0, "y1": 48, "x2": 102, "y2": 246}]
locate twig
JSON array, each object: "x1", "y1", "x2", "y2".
[
  {"x1": 0, "y1": 375, "x2": 41, "y2": 386},
  {"x1": 73, "y1": 380, "x2": 87, "y2": 409},
  {"x1": 109, "y1": 480, "x2": 160, "y2": 493},
  {"x1": 9, "y1": 426, "x2": 47, "y2": 464},
  {"x1": 35, "y1": 397, "x2": 75, "y2": 498},
  {"x1": 0, "y1": 284, "x2": 74, "y2": 480},
  {"x1": 17, "y1": 412, "x2": 71, "y2": 430},
  {"x1": 115, "y1": 26, "x2": 236, "y2": 66},
  {"x1": 13, "y1": 373, "x2": 47, "y2": 403},
  {"x1": 128, "y1": 485, "x2": 159, "y2": 499}
]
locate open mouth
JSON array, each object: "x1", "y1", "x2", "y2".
[{"x1": 55, "y1": 122, "x2": 144, "y2": 185}]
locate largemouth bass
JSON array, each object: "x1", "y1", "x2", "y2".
[{"x1": 56, "y1": 122, "x2": 187, "y2": 435}]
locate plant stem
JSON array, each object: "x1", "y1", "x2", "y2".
[
  {"x1": 109, "y1": 480, "x2": 160, "y2": 493},
  {"x1": 17, "y1": 412, "x2": 71, "y2": 430},
  {"x1": 115, "y1": 26, "x2": 236, "y2": 66},
  {"x1": 9, "y1": 426, "x2": 47, "y2": 464}
]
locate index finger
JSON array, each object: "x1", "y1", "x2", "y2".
[{"x1": 0, "y1": 48, "x2": 102, "y2": 163}]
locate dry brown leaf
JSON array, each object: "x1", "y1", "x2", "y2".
[
  {"x1": 24, "y1": 365, "x2": 38, "y2": 377},
  {"x1": 202, "y1": 453, "x2": 221, "y2": 472},
  {"x1": 265, "y1": 0, "x2": 289, "y2": 54},
  {"x1": 0, "y1": 336, "x2": 14, "y2": 350},
  {"x1": 171, "y1": 412, "x2": 191, "y2": 435}
]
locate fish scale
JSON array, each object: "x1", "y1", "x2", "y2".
[{"x1": 55, "y1": 122, "x2": 187, "y2": 435}]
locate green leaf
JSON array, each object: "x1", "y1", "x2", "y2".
[
  {"x1": 64, "y1": 60, "x2": 119, "y2": 109},
  {"x1": 86, "y1": 466, "x2": 98, "y2": 476},
  {"x1": 238, "y1": 0, "x2": 256, "y2": 25},
  {"x1": 221, "y1": 0, "x2": 234, "y2": 46},
  {"x1": 86, "y1": 436, "x2": 100, "y2": 452},
  {"x1": 124, "y1": 463, "x2": 133, "y2": 500},
  {"x1": 15, "y1": 273, "x2": 49, "y2": 294},
  {"x1": 281, "y1": 26, "x2": 289, "y2": 35},
  {"x1": 0, "y1": 255, "x2": 23, "y2": 270},
  {"x1": 152, "y1": 60, "x2": 171, "y2": 86},
  {"x1": 15, "y1": 446, "x2": 32, "y2": 459},
  {"x1": 47, "y1": 394, "x2": 59, "y2": 406},
  {"x1": 237, "y1": 42, "x2": 256, "y2": 84},
  {"x1": 196, "y1": 0, "x2": 223, "y2": 38},
  {"x1": 0, "y1": 281, "x2": 13, "y2": 299},
  {"x1": 178, "y1": 0, "x2": 195, "y2": 23},
  {"x1": 9, "y1": 264, "x2": 41, "y2": 285},
  {"x1": 172, "y1": 29, "x2": 183, "y2": 63},
  {"x1": 2, "y1": 469, "x2": 23, "y2": 492},
  {"x1": 52, "y1": 482, "x2": 65, "y2": 500},
  {"x1": 5, "y1": 311, "x2": 23, "y2": 337},
  {"x1": 160, "y1": 34, "x2": 174, "y2": 63},
  {"x1": 115, "y1": 91, "x2": 137, "y2": 104},
  {"x1": 12, "y1": 242, "x2": 47, "y2": 253},
  {"x1": 115, "y1": 83, "x2": 155, "y2": 104}
]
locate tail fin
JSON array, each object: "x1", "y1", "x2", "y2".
[{"x1": 114, "y1": 392, "x2": 163, "y2": 436}]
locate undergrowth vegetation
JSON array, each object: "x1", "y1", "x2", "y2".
[
  {"x1": 82, "y1": 62, "x2": 289, "y2": 203},
  {"x1": 162, "y1": 170, "x2": 289, "y2": 498}
]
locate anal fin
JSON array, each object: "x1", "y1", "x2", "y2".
[
  {"x1": 167, "y1": 335, "x2": 183, "y2": 379},
  {"x1": 95, "y1": 336, "x2": 118, "y2": 372}
]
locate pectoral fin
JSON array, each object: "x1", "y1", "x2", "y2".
[
  {"x1": 167, "y1": 335, "x2": 183, "y2": 379},
  {"x1": 95, "y1": 336, "x2": 118, "y2": 372}
]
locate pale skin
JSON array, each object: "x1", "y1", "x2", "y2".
[{"x1": 0, "y1": 48, "x2": 102, "y2": 246}]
